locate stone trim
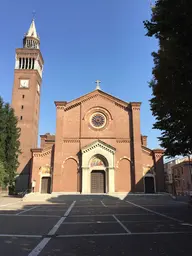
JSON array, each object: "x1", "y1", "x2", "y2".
[
  {"x1": 56, "y1": 106, "x2": 65, "y2": 110},
  {"x1": 82, "y1": 140, "x2": 116, "y2": 154},
  {"x1": 60, "y1": 90, "x2": 129, "y2": 111},
  {"x1": 63, "y1": 139, "x2": 80, "y2": 143},
  {"x1": 64, "y1": 102, "x2": 81, "y2": 111},
  {"x1": 115, "y1": 102, "x2": 128, "y2": 110},
  {"x1": 116, "y1": 156, "x2": 131, "y2": 168},
  {"x1": 33, "y1": 147, "x2": 53, "y2": 158},
  {"x1": 116, "y1": 139, "x2": 130, "y2": 143}
]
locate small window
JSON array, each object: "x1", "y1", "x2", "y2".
[
  {"x1": 22, "y1": 95, "x2": 25, "y2": 99},
  {"x1": 21, "y1": 105, "x2": 24, "y2": 109},
  {"x1": 20, "y1": 116, "x2": 23, "y2": 120}
]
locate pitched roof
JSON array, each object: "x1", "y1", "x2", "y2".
[{"x1": 55, "y1": 89, "x2": 141, "y2": 110}]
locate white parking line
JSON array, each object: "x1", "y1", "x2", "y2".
[
  {"x1": 113, "y1": 215, "x2": 131, "y2": 234},
  {"x1": 26, "y1": 209, "x2": 67, "y2": 212},
  {"x1": 101, "y1": 200, "x2": 107, "y2": 207},
  {"x1": 62, "y1": 221, "x2": 116, "y2": 225},
  {"x1": 181, "y1": 223, "x2": 192, "y2": 227},
  {"x1": 68, "y1": 213, "x2": 153, "y2": 217},
  {"x1": 126, "y1": 200, "x2": 183, "y2": 223},
  {"x1": 57, "y1": 231, "x2": 192, "y2": 238},
  {"x1": 16, "y1": 206, "x2": 40, "y2": 215},
  {"x1": 64, "y1": 201, "x2": 76, "y2": 217},
  {"x1": 0, "y1": 234, "x2": 42, "y2": 238},
  {"x1": 0, "y1": 214, "x2": 61, "y2": 218},
  {"x1": 28, "y1": 201, "x2": 76, "y2": 256},
  {"x1": 47, "y1": 217, "x2": 65, "y2": 236},
  {"x1": 28, "y1": 238, "x2": 51, "y2": 256}
]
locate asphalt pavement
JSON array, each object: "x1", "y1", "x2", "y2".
[{"x1": 0, "y1": 194, "x2": 192, "y2": 256}]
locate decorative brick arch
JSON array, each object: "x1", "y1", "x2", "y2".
[
  {"x1": 116, "y1": 157, "x2": 132, "y2": 192},
  {"x1": 116, "y1": 156, "x2": 131, "y2": 169},
  {"x1": 83, "y1": 106, "x2": 113, "y2": 121},
  {"x1": 61, "y1": 157, "x2": 79, "y2": 192},
  {"x1": 62, "y1": 156, "x2": 79, "y2": 170}
]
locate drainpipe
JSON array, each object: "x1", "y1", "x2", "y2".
[{"x1": 188, "y1": 155, "x2": 192, "y2": 193}]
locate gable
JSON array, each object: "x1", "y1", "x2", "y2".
[
  {"x1": 82, "y1": 140, "x2": 116, "y2": 154},
  {"x1": 55, "y1": 90, "x2": 130, "y2": 111}
]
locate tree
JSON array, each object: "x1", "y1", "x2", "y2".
[
  {"x1": 144, "y1": 0, "x2": 192, "y2": 157},
  {"x1": 0, "y1": 161, "x2": 7, "y2": 188},
  {"x1": 4, "y1": 103, "x2": 21, "y2": 187},
  {"x1": 0, "y1": 97, "x2": 20, "y2": 188},
  {"x1": 0, "y1": 97, "x2": 6, "y2": 187}
]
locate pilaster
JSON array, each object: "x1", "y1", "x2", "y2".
[{"x1": 130, "y1": 102, "x2": 143, "y2": 192}]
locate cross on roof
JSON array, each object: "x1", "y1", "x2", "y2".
[{"x1": 95, "y1": 80, "x2": 101, "y2": 90}]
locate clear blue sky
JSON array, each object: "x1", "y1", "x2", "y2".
[{"x1": 0, "y1": 0, "x2": 161, "y2": 149}]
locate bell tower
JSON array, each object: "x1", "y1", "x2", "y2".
[{"x1": 11, "y1": 19, "x2": 44, "y2": 191}]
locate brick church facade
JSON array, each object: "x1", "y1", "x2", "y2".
[{"x1": 12, "y1": 20, "x2": 165, "y2": 195}]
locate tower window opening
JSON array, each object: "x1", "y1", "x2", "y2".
[
  {"x1": 20, "y1": 116, "x2": 23, "y2": 120},
  {"x1": 29, "y1": 58, "x2": 31, "y2": 69},
  {"x1": 19, "y1": 58, "x2": 21, "y2": 69},
  {"x1": 22, "y1": 95, "x2": 25, "y2": 99},
  {"x1": 26, "y1": 58, "x2": 28, "y2": 69},
  {"x1": 21, "y1": 105, "x2": 24, "y2": 109},
  {"x1": 22, "y1": 58, "x2": 25, "y2": 69},
  {"x1": 32, "y1": 58, "x2": 35, "y2": 69}
]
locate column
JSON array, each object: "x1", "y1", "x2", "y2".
[
  {"x1": 108, "y1": 168, "x2": 115, "y2": 193},
  {"x1": 82, "y1": 168, "x2": 89, "y2": 193}
]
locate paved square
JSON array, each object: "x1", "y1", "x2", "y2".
[{"x1": 0, "y1": 195, "x2": 192, "y2": 255}]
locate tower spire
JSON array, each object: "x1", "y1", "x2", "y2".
[
  {"x1": 23, "y1": 19, "x2": 40, "y2": 49},
  {"x1": 26, "y1": 19, "x2": 38, "y2": 38}
]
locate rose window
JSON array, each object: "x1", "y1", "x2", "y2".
[{"x1": 91, "y1": 113, "x2": 106, "y2": 128}]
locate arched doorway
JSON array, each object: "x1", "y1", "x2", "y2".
[
  {"x1": 90, "y1": 155, "x2": 107, "y2": 193},
  {"x1": 144, "y1": 176, "x2": 155, "y2": 193},
  {"x1": 41, "y1": 177, "x2": 51, "y2": 194},
  {"x1": 91, "y1": 170, "x2": 106, "y2": 193}
]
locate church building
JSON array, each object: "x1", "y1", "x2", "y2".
[{"x1": 12, "y1": 20, "x2": 165, "y2": 195}]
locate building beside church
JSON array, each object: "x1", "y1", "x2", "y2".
[{"x1": 12, "y1": 20, "x2": 165, "y2": 195}]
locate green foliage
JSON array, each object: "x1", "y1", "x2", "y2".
[
  {"x1": 0, "y1": 96, "x2": 20, "y2": 187},
  {"x1": 0, "y1": 161, "x2": 7, "y2": 188},
  {"x1": 144, "y1": 0, "x2": 192, "y2": 157}
]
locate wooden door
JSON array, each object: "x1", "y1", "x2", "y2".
[
  {"x1": 91, "y1": 170, "x2": 105, "y2": 193},
  {"x1": 41, "y1": 177, "x2": 51, "y2": 193},
  {"x1": 145, "y1": 177, "x2": 155, "y2": 193}
]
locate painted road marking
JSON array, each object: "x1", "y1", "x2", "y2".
[
  {"x1": 28, "y1": 201, "x2": 76, "y2": 256},
  {"x1": 25, "y1": 209, "x2": 68, "y2": 212},
  {"x1": 62, "y1": 221, "x2": 117, "y2": 225},
  {"x1": 101, "y1": 200, "x2": 107, "y2": 207},
  {"x1": 113, "y1": 215, "x2": 131, "y2": 233},
  {"x1": 0, "y1": 231, "x2": 191, "y2": 239},
  {"x1": 16, "y1": 206, "x2": 40, "y2": 215},
  {"x1": 64, "y1": 201, "x2": 76, "y2": 217},
  {"x1": 57, "y1": 231, "x2": 192, "y2": 238},
  {"x1": 68, "y1": 213, "x2": 154, "y2": 217},
  {"x1": 0, "y1": 234, "x2": 42, "y2": 238},
  {"x1": 28, "y1": 238, "x2": 51, "y2": 256},
  {"x1": 181, "y1": 223, "x2": 192, "y2": 227},
  {"x1": 126, "y1": 200, "x2": 183, "y2": 223},
  {"x1": 0, "y1": 214, "x2": 61, "y2": 218}
]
